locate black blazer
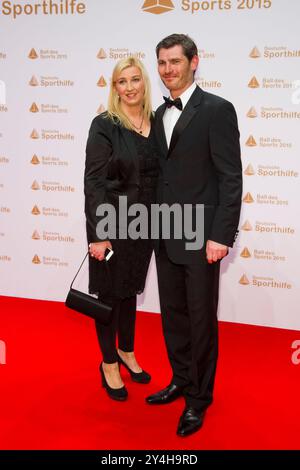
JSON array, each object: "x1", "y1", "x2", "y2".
[
  {"x1": 84, "y1": 113, "x2": 142, "y2": 292},
  {"x1": 154, "y1": 86, "x2": 242, "y2": 265}
]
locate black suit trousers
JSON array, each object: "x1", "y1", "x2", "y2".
[{"x1": 156, "y1": 241, "x2": 220, "y2": 412}]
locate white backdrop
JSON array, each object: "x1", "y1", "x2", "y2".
[{"x1": 1, "y1": 0, "x2": 300, "y2": 330}]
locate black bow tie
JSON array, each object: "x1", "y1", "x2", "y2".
[{"x1": 163, "y1": 96, "x2": 183, "y2": 111}]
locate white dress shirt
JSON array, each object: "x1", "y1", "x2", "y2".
[{"x1": 163, "y1": 82, "x2": 197, "y2": 148}]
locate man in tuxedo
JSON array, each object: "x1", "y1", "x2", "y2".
[{"x1": 146, "y1": 34, "x2": 242, "y2": 437}]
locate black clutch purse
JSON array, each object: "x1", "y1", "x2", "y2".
[{"x1": 65, "y1": 252, "x2": 112, "y2": 325}]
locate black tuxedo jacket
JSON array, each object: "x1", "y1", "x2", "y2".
[{"x1": 154, "y1": 86, "x2": 242, "y2": 265}]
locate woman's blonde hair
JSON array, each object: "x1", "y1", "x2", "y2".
[{"x1": 107, "y1": 57, "x2": 152, "y2": 130}]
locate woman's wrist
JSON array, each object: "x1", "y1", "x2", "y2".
[{"x1": 89, "y1": 241, "x2": 111, "y2": 249}]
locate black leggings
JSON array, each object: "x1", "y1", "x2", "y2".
[{"x1": 95, "y1": 295, "x2": 136, "y2": 364}]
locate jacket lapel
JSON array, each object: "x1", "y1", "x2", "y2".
[
  {"x1": 119, "y1": 126, "x2": 140, "y2": 186},
  {"x1": 155, "y1": 104, "x2": 168, "y2": 158},
  {"x1": 168, "y1": 86, "x2": 204, "y2": 158}
]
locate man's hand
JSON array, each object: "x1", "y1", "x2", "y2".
[
  {"x1": 206, "y1": 240, "x2": 228, "y2": 264},
  {"x1": 89, "y1": 241, "x2": 112, "y2": 261}
]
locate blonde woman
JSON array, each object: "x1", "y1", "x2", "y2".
[{"x1": 84, "y1": 57, "x2": 158, "y2": 401}]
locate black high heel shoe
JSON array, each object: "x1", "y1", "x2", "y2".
[
  {"x1": 99, "y1": 362, "x2": 128, "y2": 401},
  {"x1": 117, "y1": 353, "x2": 151, "y2": 384}
]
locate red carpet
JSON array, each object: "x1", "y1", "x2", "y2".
[{"x1": 0, "y1": 295, "x2": 299, "y2": 450}]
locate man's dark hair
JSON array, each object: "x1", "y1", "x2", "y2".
[{"x1": 156, "y1": 34, "x2": 198, "y2": 61}]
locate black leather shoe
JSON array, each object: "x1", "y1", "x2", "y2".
[
  {"x1": 177, "y1": 407, "x2": 205, "y2": 437},
  {"x1": 117, "y1": 354, "x2": 151, "y2": 384},
  {"x1": 100, "y1": 363, "x2": 128, "y2": 401},
  {"x1": 146, "y1": 383, "x2": 184, "y2": 404}
]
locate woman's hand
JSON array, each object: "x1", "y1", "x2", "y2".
[{"x1": 89, "y1": 241, "x2": 112, "y2": 261}]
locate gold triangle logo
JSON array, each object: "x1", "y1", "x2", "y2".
[
  {"x1": 246, "y1": 135, "x2": 257, "y2": 147},
  {"x1": 244, "y1": 164, "x2": 255, "y2": 176},
  {"x1": 247, "y1": 106, "x2": 257, "y2": 118},
  {"x1": 31, "y1": 205, "x2": 41, "y2": 215},
  {"x1": 30, "y1": 102, "x2": 39, "y2": 113},
  {"x1": 239, "y1": 274, "x2": 250, "y2": 285},
  {"x1": 32, "y1": 230, "x2": 41, "y2": 240},
  {"x1": 28, "y1": 48, "x2": 39, "y2": 59},
  {"x1": 240, "y1": 247, "x2": 251, "y2": 258},
  {"x1": 97, "y1": 104, "x2": 106, "y2": 114},
  {"x1": 243, "y1": 192, "x2": 254, "y2": 203},
  {"x1": 249, "y1": 46, "x2": 261, "y2": 58},
  {"x1": 29, "y1": 75, "x2": 39, "y2": 86},
  {"x1": 31, "y1": 154, "x2": 40, "y2": 165},
  {"x1": 248, "y1": 76, "x2": 260, "y2": 88},
  {"x1": 241, "y1": 220, "x2": 253, "y2": 231},
  {"x1": 97, "y1": 75, "x2": 107, "y2": 87},
  {"x1": 97, "y1": 48, "x2": 107, "y2": 59},
  {"x1": 32, "y1": 254, "x2": 41, "y2": 264},
  {"x1": 30, "y1": 129, "x2": 39, "y2": 139},
  {"x1": 31, "y1": 180, "x2": 40, "y2": 190},
  {"x1": 142, "y1": 0, "x2": 175, "y2": 14}
]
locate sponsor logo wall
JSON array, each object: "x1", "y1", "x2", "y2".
[{"x1": 1, "y1": 0, "x2": 299, "y2": 330}]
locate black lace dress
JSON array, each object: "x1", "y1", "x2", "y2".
[{"x1": 99, "y1": 127, "x2": 159, "y2": 300}]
